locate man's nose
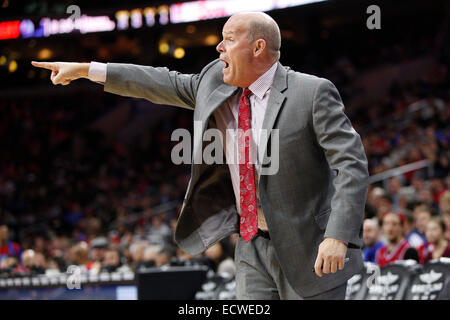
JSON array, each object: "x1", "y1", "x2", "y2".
[{"x1": 216, "y1": 41, "x2": 224, "y2": 53}]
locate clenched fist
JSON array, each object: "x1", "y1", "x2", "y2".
[{"x1": 31, "y1": 61, "x2": 90, "y2": 85}]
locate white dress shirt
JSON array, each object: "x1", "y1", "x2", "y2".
[
  {"x1": 87, "y1": 61, "x2": 278, "y2": 228},
  {"x1": 212, "y1": 63, "x2": 278, "y2": 218}
]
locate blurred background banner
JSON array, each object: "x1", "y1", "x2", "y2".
[{"x1": 0, "y1": 0, "x2": 450, "y2": 300}]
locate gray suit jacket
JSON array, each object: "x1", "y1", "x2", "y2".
[{"x1": 103, "y1": 59, "x2": 369, "y2": 297}]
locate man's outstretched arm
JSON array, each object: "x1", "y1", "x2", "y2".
[{"x1": 31, "y1": 61, "x2": 201, "y2": 110}]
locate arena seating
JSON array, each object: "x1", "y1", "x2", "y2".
[
  {"x1": 346, "y1": 258, "x2": 450, "y2": 300},
  {"x1": 404, "y1": 258, "x2": 450, "y2": 300}
]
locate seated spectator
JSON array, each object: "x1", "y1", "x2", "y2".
[
  {"x1": 33, "y1": 252, "x2": 47, "y2": 275},
  {"x1": 362, "y1": 218, "x2": 384, "y2": 263},
  {"x1": 18, "y1": 249, "x2": 46, "y2": 275},
  {"x1": 45, "y1": 257, "x2": 63, "y2": 276},
  {"x1": 33, "y1": 236, "x2": 47, "y2": 255},
  {"x1": 418, "y1": 188, "x2": 438, "y2": 212},
  {"x1": 404, "y1": 210, "x2": 418, "y2": 245},
  {"x1": 135, "y1": 243, "x2": 176, "y2": 269},
  {"x1": 407, "y1": 205, "x2": 433, "y2": 248},
  {"x1": 439, "y1": 191, "x2": 450, "y2": 239},
  {"x1": 376, "y1": 195, "x2": 394, "y2": 221},
  {"x1": 0, "y1": 225, "x2": 21, "y2": 262},
  {"x1": 419, "y1": 218, "x2": 450, "y2": 264},
  {"x1": 399, "y1": 174, "x2": 425, "y2": 204},
  {"x1": 416, "y1": 207, "x2": 434, "y2": 235},
  {"x1": 365, "y1": 187, "x2": 386, "y2": 219},
  {"x1": 69, "y1": 241, "x2": 95, "y2": 272},
  {"x1": 146, "y1": 215, "x2": 171, "y2": 246},
  {"x1": 100, "y1": 248, "x2": 130, "y2": 273},
  {"x1": 388, "y1": 177, "x2": 403, "y2": 211},
  {"x1": 376, "y1": 212, "x2": 419, "y2": 267},
  {"x1": 405, "y1": 222, "x2": 425, "y2": 249},
  {"x1": 0, "y1": 255, "x2": 20, "y2": 277},
  {"x1": 89, "y1": 237, "x2": 108, "y2": 273},
  {"x1": 20, "y1": 249, "x2": 35, "y2": 274},
  {"x1": 430, "y1": 177, "x2": 447, "y2": 204},
  {"x1": 133, "y1": 242, "x2": 158, "y2": 269}
]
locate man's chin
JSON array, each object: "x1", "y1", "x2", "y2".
[{"x1": 222, "y1": 75, "x2": 232, "y2": 85}]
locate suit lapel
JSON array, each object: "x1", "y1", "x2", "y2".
[
  {"x1": 191, "y1": 83, "x2": 238, "y2": 175},
  {"x1": 201, "y1": 83, "x2": 239, "y2": 128},
  {"x1": 258, "y1": 63, "x2": 288, "y2": 176}
]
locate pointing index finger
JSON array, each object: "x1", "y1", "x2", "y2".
[{"x1": 31, "y1": 61, "x2": 57, "y2": 71}]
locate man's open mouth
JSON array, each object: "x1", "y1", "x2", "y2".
[{"x1": 222, "y1": 60, "x2": 229, "y2": 69}]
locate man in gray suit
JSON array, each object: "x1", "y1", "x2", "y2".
[{"x1": 32, "y1": 12, "x2": 369, "y2": 300}]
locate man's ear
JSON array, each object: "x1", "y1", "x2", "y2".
[{"x1": 254, "y1": 39, "x2": 266, "y2": 57}]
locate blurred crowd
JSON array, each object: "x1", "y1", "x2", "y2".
[
  {"x1": 0, "y1": 94, "x2": 236, "y2": 278},
  {"x1": 1, "y1": 3, "x2": 450, "y2": 280},
  {"x1": 358, "y1": 16, "x2": 450, "y2": 267}
]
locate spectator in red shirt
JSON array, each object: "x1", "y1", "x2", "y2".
[
  {"x1": 376, "y1": 213, "x2": 419, "y2": 267},
  {"x1": 419, "y1": 218, "x2": 450, "y2": 264},
  {"x1": 0, "y1": 225, "x2": 21, "y2": 262}
]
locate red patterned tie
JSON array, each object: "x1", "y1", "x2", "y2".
[{"x1": 238, "y1": 88, "x2": 258, "y2": 242}]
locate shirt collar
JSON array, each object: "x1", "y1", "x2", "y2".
[{"x1": 248, "y1": 62, "x2": 278, "y2": 100}]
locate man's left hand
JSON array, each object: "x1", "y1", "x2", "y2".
[{"x1": 314, "y1": 238, "x2": 348, "y2": 277}]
